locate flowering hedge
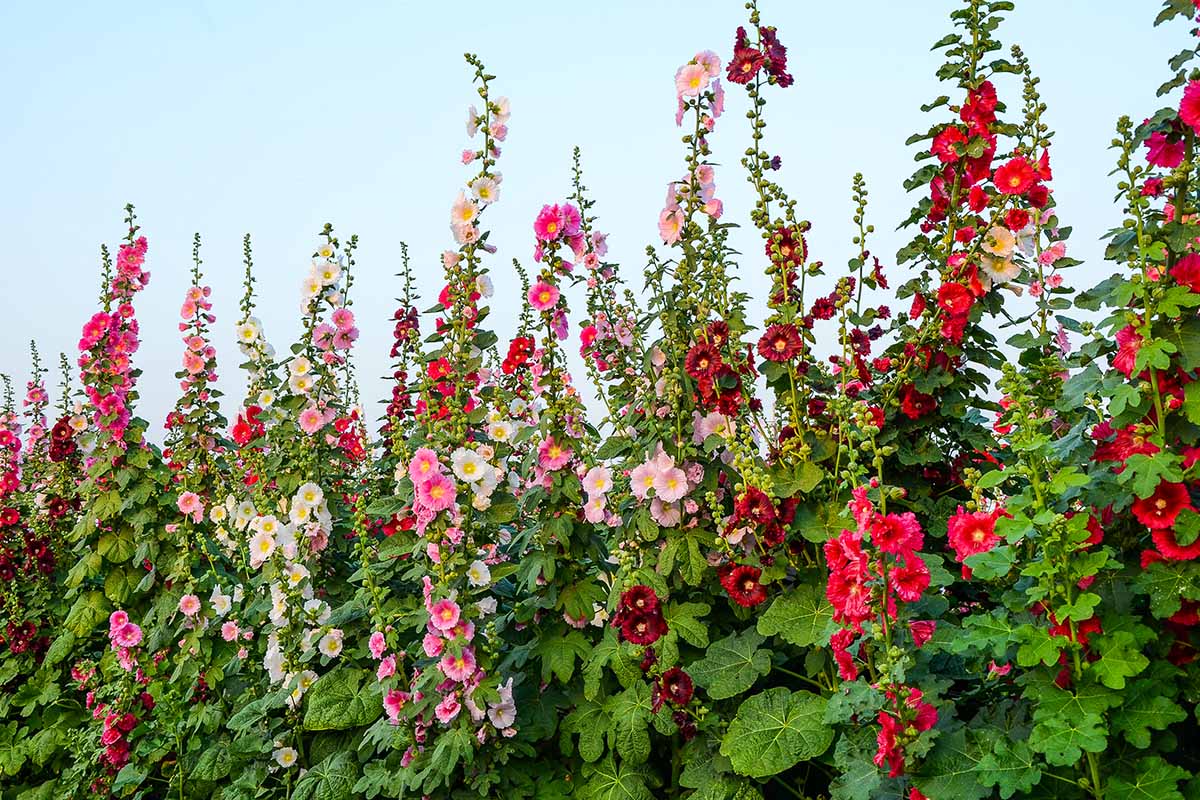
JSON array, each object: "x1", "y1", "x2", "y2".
[{"x1": 4, "y1": 1, "x2": 1200, "y2": 799}]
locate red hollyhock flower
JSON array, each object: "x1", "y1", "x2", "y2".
[
  {"x1": 930, "y1": 126, "x2": 968, "y2": 163},
  {"x1": 899, "y1": 385, "x2": 936, "y2": 420},
  {"x1": 830, "y1": 627, "x2": 859, "y2": 680},
  {"x1": 947, "y1": 506, "x2": 1004, "y2": 572},
  {"x1": 757, "y1": 323, "x2": 803, "y2": 362},
  {"x1": 734, "y1": 487, "x2": 777, "y2": 526},
  {"x1": 620, "y1": 585, "x2": 660, "y2": 614},
  {"x1": 936, "y1": 282, "x2": 974, "y2": 317},
  {"x1": 684, "y1": 342, "x2": 722, "y2": 379},
  {"x1": 720, "y1": 564, "x2": 768, "y2": 607},
  {"x1": 1132, "y1": 481, "x2": 1191, "y2": 530},
  {"x1": 727, "y1": 27, "x2": 764, "y2": 84},
  {"x1": 1171, "y1": 253, "x2": 1200, "y2": 292},
  {"x1": 759, "y1": 26, "x2": 793, "y2": 87},
  {"x1": 869, "y1": 512, "x2": 924, "y2": 555},
  {"x1": 620, "y1": 610, "x2": 666, "y2": 645},
  {"x1": 993, "y1": 157, "x2": 1037, "y2": 195},
  {"x1": 766, "y1": 226, "x2": 806, "y2": 266},
  {"x1": 909, "y1": 620, "x2": 936, "y2": 648},
  {"x1": 1112, "y1": 325, "x2": 1143, "y2": 378},
  {"x1": 888, "y1": 555, "x2": 931, "y2": 602},
  {"x1": 1180, "y1": 80, "x2": 1200, "y2": 133},
  {"x1": 1153, "y1": 527, "x2": 1200, "y2": 561},
  {"x1": 660, "y1": 667, "x2": 694, "y2": 706}
]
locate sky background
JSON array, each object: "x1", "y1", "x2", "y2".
[{"x1": 0, "y1": 1, "x2": 1182, "y2": 435}]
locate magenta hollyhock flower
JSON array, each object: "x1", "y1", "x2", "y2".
[
  {"x1": 111, "y1": 622, "x2": 142, "y2": 649},
  {"x1": 527, "y1": 280, "x2": 560, "y2": 312},
  {"x1": 537, "y1": 436, "x2": 572, "y2": 471},
  {"x1": 439, "y1": 647, "x2": 477, "y2": 682},
  {"x1": 533, "y1": 204, "x2": 565, "y2": 241},
  {"x1": 408, "y1": 447, "x2": 442, "y2": 483},
  {"x1": 384, "y1": 689, "x2": 409, "y2": 723},
  {"x1": 1180, "y1": 80, "x2": 1200, "y2": 133},
  {"x1": 560, "y1": 203, "x2": 583, "y2": 237},
  {"x1": 376, "y1": 655, "x2": 397, "y2": 681},
  {"x1": 417, "y1": 472, "x2": 457, "y2": 512},
  {"x1": 429, "y1": 599, "x2": 462, "y2": 632}
]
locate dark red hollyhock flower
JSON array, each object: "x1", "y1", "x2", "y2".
[
  {"x1": 766, "y1": 226, "x2": 806, "y2": 266},
  {"x1": 758, "y1": 26, "x2": 793, "y2": 87},
  {"x1": 660, "y1": 667, "x2": 694, "y2": 706},
  {"x1": 993, "y1": 157, "x2": 1037, "y2": 195},
  {"x1": 1132, "y1": 481, "x2": 1192, "y2": 530},
  {"x1": 757, "y1": 323, "x2": 803, "y2": 362},
  {"x1": 936, "y1": 282, "x2": 974, "y2": 317},
  {"x1": 734, "y1": 487, "x2": 777, "y2": 526},
  {"x1": 620, "y1": 585, "x2": 660, "y2": 614},
  {"x1": 727, "y1": 27, "x2": 764, "y2": 84},
  {"x1": 684, "y1": 342, "x2": 722, "y2": 379},
  {"x1": 621, "y1": 610, "x2": 667, "y2": 645},
  {"x1": 930, "y1": 126, "x2": 968, "y2": 163},
  {"x1": 720, "y1": 564, "x2": 768, "y2": 607},
  {"x1": 899, "y1": 385, "x2": 936, "y2": 420},
  {"x1": 1170, "y1": 253, "x2": 1200, "y2": 292},
  {"x1": 810, "y1": 296, "x2": 836, "y2": 320},
  {"x1": 705, "y1": 320, "x2": 731, "y2": 348}
]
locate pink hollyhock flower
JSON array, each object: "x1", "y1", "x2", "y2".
[
  {"x1": 369, "y1": 631, "x2": 387, "y2": 660},
  {"x1": 527, "y1": 280, "x2": 560, "y2": 312},
  {"x1": 298, "y1": 406, "x2": 324, "y2": 434},
  {"x1": 331, "y1": 307, "x2": 355, "y2": 331},
  {"x1": 439, "y1": 647, "x2": 477, "y2": 682},
  {"x1": 533, "y1": 204, "x2": 565, "y2": 242},
  {"x1": 377, "y1": 655, "x2": 397, "y2": 681},
  {"x1": 560, "y1": 203, "x2": 583, "y2": 237},
  {"x1": 111, "y1": 622, "x2": 142, "y2": 649},
  {"x1": 583, "y1": 496, "x2": 606, "y2": 524},
  {"x1": 629, "y1": 461, "x2": 661, "y2": 501},
  {"x1": 537, "y1": 436, "x2": 572, "y2": 471},
  {"x1": 650, "y1": 498, "x2": 681, "y2": 527},
  {"x1": 658, "y1": 208, "x2": 685, "y2": 244},
  {"x1": 694, "y1": 49, "x2": 722, "y2": 79},
  {"x1": 429, "y1": 599, "x2": 462, "y2": 632},
  {"x1": 384, "y1": 689, "x2": 409, "y2": 723},
  {"x1": 1144, "y1": 131, "x2": 1185, "y2": 168},
  {"x1": 653, "y1": 466, "x2": 689, "y2": 503},
  {"x1": 1180, "y1": 80, "x2": 1200, "y2": 133},
  {"x1": 435, "y1": 695, "x2": 462, "y2": 724},
  {"x1": 675, "y1": 62, "x2": 709, "y2": 97},
  {"x1": 408, "y1": 448, "x2": 441, "y2": 483},
  {"x1": 417, "y1": 473, "x2": 457, "y2": 512},
  {"x1": 109, "y1": 610, "x2": 129, "y2": 632},
  {"x1": 423, "y1": 633, "x2": 445, "y2": 658},
  {"x1": 178, "y1": 594, "x2": 201, "y2": 617},
  {"x1": 176, "y1": 491, "x2": 203, "y2": 523},
  {"x1": 221, "y1": 621, "x2": 240, "y2": 641}
]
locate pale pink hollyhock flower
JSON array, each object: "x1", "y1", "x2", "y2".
[
  {"x1": 658, "y1": 208, "x2": 685, "y2": 244},
  {"x1": 178, "y1": 594, "x2": 201, "y2": 617},
  {"x1": 712, "y1": 78, "x2": 725, "y2": 117},
  {"x1": 584, "y1": 496, "x2": 606, "y2": 524},
  {"x1": 377, "y1": 655, "x2": 397, "y2": 681},
  {"x1": 583, "y1": 466, "x2": 613, "y2": 497},
  {"x1": 537, "y1": 436, "x2": 572, "y2": 471},
  {"x1": 428, "y1": 599, "x2": 462, "y2": 632},
  {"x1": 675, "y1": 62, "x2": 709, "y2": 97},
  {"x1": 176, "y1": 492, "x2": 203, "y2": 523},
  {"x1": 221, "y1": 621, "x2": 240, "y2": 641},
  {"x1": 417, "y1": 473, "x2": 457, "y2": 512},
  {"x1": 298, "y1": 406, "x2": 324, "y2": 434},
  {"x1": 461, "y1": 149, "x2": 476, "y2": 164},
  {"x1": 423, "y1": 633, "x2": 445, "y2": 658},
  {"x1": 408, "y1": 448, "x2": 441, "y2": 483},
  {"x1": 629, "y1": 461, "x2": 660, "y2": 500},
  {"x1": 653, "y1": 466, "x2": 689, "y2": 503},
  {"x1": 237, "y1": 647, "x2": 248, "y2": 659},
  {"x1": 439, "y1": 647, "x2": 476, "y2": 682},
  {"x1": 650, "y1": 498, "x2": 682, "y2": 527},
  {"x1": 435, "y1": 695, "x2": 462, "y2": 724},
  {"x1": 694, "y1": 49, "x2": 722, "y2": 78},
  {"x1": 704, "y1": 198, "x2": 724, "y2": 219},
  {"x1": 591, "y1": 231, "x2": 608, "y2": 257},
  {"x1": 527, "y1": 280, "x2": 560, "y2": 312},
  {"x1": 369, "y1": 631, "x2": 387, "y2": 660},
  {"x1": 442, "y1": 250, "x2": 461, "y2": 269}
]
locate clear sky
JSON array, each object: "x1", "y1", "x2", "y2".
[{"x1": 0, "y1": 1, "x2": 1180, "y2": 432}]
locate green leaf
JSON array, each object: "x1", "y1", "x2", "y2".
[
  {"x1": 911, "y1": 727, "x2": 989, "y2": 800},
  {"x1": 756, "y1": 585, "x2": 832, "y2": 648},
  {"x1": 576, "y1": 756, "x2": 654, "y2": 800},
  {"x1": 192, "y1": 743, "x2": 233, "y2": 782},
  {"x1": 1111, "y1": 681, "x2": 1188, "y2": 748},
  {"x1": 1028, "y1": 713, "x2": 1106, "y2": 766},
  {"x1": 560, "y1": 700, "x2": 609, "y2": 763},
  {"x1": 1135, "y1": 561, "x2": 1200, "y2": 618},
  {"x1": 110, "y1": 763, "x2": 147, "y2": 793},
  {"x1": 64, "y1": 591, "x2": 110, "y2": 638},
  {"x1": 292, "y1": 751, "x2": 358, "y2": 800},
  {"x1": 689, "y1": 629, "x2": 772, "y2": 700},
  {"x1": 720, "y1": 688, "x2": 832, "y2": 778},
  {"x1": 1091, "y1": 632, "x2": 1150, "y2": 689},
  {"x1": 0, "y1": 722, "x2": 27, "y2": 776},
  {"x1": 533, "y1": 629, "x2": 592, "y2": 684},
  {"x1": 303, "y1": 669, "x2": 381, "y2": 731},
  {"x1": 977, "y1": 739, "x2": 1042, "y2": 799},
  {"x1": 1108, "y1": 756, "x2": 1189, "y2": 800},
  {"x1": 603, "y1": 683, "x2": 652, "y2": 765}
]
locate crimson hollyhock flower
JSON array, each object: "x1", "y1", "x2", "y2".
[
  {"x1": 1145, "y1": 130, "x2": 1186, "y2": 168},
  {"x1": 1132, "y1": 481, "x2": 1192, "y2": 530},
  {"x1": 930, "y1": 126, "x2": 968, "y2": 163},
  {"x1": 869, "y1": 512, "x2": 924, "y2": 555},
  {"x1": 960, "y1": 80, "x2": 998, "y2": 132},
  {"x1": 620, "y1": 585, "x2": 660, "y2": 614},
  {"x1": 888, "y1": 555, "x2": 931, "y2": 602},
  {"x1": 1113, "y1": 326, "x2": 1143, "y2": 379},
  {"x1": 684, "y1": 342, "x2": 722, "y2": 379},
  {"x1": 1150, "y1": 526, "x2": 1200, "y2": 561},
  {"x1": 936, "y1": 282, "x2": 974, "y2": 317},
  {"x1": 766, "y1": 226, "x2": 806, "y2": 266},
  {"x1": 660, "y1": 667, "x2": 694, "y2": 705},
  {"x1": 759, "y1": 26, "x2": 793, "y2": 86},
  {"x1": 1179, "y1": 80, "x2": 1200, "y2": 133},
  {"x1": 757, "y1": 323, "x2": 803, "y2": 362},
  {"x1": 1170, "y1": 253, "x2": 1200, "y2": 292},
  {"x1": 734, "y1": 487, "x2": 777, "y2": 526},
  {"x1": 947, "y1": 506, "x2": 1005, "y2": 574},
  {"x1": 899, "y1": 385, "x2": 936, "y2": 420},
  {"x1": 719, "y1": 564, "x2": 768, "y2": 607},
  {"x1": 993, "y1": 156, "x2": 1037, "y2": 195},
  {"x1": 620, "y1": 610, "x2": 667, "y2": 645},
  {"x1": 727, "y1": 27, "x2": 764, "y2": 84},
  {"x1": 909, "y1": 620, "x2": 936, "y2": 648}
]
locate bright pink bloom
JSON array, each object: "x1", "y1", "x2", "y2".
[
  {"x1": 528, "y1": 280, "x2": 560, "y2": 312},
  {"x1": 439, "y1": 647, "x2": 477, "y2": 682},
  {"x1": 417, "y1": 473, "x2": 457, "y2": 512},
  {"x1": 429, "y1": 599, "x2": 462, "y2": 632}
]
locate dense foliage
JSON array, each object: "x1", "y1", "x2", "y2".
[{"x1": 4, "y1": 1, "x2": 1200, "y2": 798}]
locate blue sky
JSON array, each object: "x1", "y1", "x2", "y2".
[{"x1": 0, "y1": 1, "x2": 1180, "y2": 431}]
